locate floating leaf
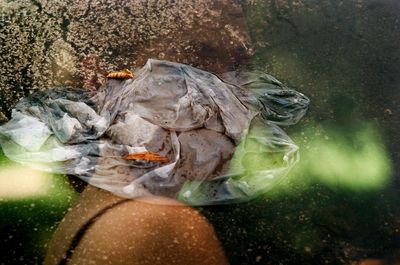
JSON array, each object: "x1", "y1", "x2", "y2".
[
  {"x1": 122, "y1": 151, "x2": 169, "y2": 163},
  {"x1": 106, "y1": 69, "x2": 134, "y2": 79}
]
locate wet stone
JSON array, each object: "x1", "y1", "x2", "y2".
[{"x1": 0, "y1": 0, "x2": 252, "y2": 120}]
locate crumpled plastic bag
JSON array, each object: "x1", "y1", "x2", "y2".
[{"x1": 0, "y1": 59, "x2": 309, "y2": 205}]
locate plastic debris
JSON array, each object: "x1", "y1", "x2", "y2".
[{"x1": 0, "y1": 59, "x2": 309, "y2": 205}]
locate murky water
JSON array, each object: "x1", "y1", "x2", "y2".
[{"x1": 0, "y1": 0, "x2": 399, "y2": 264}]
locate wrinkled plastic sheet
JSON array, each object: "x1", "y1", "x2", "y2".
[{"x1": 0, "y1": 59, "x2": 309, "y2": 205}]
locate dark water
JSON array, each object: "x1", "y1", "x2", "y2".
[{"x1": 0, "y1": 0, "x2": 399, "y2": 264}]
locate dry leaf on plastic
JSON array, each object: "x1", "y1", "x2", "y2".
[
  {"x1": 122, "y1": 151, "x2": 169, "y2": 163},
  {"x1": 106, "y1": 69, "x2": 134, "y2": 79}
]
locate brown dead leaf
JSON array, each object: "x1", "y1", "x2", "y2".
[
  {"x1": 106, "y1": 69, "x2": 134, "y2": 79},
  {"x1": 122, "y1": 151, "x2": 169, "y2": 163}
]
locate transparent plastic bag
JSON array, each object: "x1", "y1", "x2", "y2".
[
  {"x1": 0, "y1": 59, "x2": 309, "y2": 205},
  {"x1": 221, "y1": 70, "x2": 310, "y2": 125}
]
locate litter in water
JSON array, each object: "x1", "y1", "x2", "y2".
[{"x1": 0, "y1": 59, "x2": 309, "y2": 205}]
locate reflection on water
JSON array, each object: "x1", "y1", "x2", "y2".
[
  {"x1": 293, "y1": 124, "x2": 392, "y2": 191},
  {"x1": 0, "y1": 0, "x2": 399, "y2": 264},
  {"x1": 0, "y1": 165, "x2": 52, "y2": 199}
]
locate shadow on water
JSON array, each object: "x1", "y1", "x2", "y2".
[
  {"x1": 201, "y1": 182, "x2": 400, "y2": 264},
  {"x1": 199, "y1": 0, "x2": 400, "y2": 264},
  {"x1": 200, "y1": 121, "x2": 399, "y2": 264}
]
